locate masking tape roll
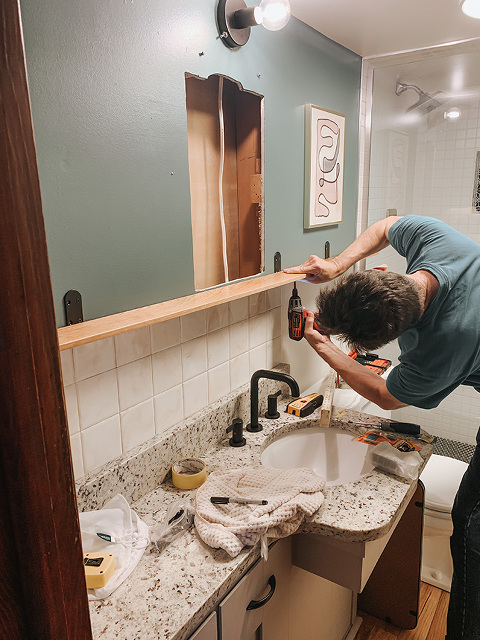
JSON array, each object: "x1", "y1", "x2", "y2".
[{"x1": 171, "y1": 458, "x2": 207, "y2": 490}]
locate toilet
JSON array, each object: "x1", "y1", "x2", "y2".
[{"x1": 419, "y1": 453, "x2": 469, "y2": 591}]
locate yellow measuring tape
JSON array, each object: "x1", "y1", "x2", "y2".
[{"x1": 171, "y1": 458, "x2": 207, "y2": 490}]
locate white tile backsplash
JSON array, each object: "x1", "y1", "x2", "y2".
[
  {"x1": 120, "y1": 398, "x2": 155, "y2": 452},
  {"x1": 60, "y1": 349, "x2": 75, "y2": 386},
  {"x1": 73, "y1": 337, "x2": 116, "y2": 381},
  {"x1": 77, "y1": 369, "x2": 119, "y2": 430},
  {"x1": 181, "y1": 310, "x2": 206, "y2": 342},
  {"x1": 154, "y1": 384, "x2": 184, "y2": 433},
  {"x1": 151, "y1": 318, "x2": 181, "y2": 353},
  {"x1": 181, "y1": 336, "x2": 207, "y2": 381},
  {"x1": 183, "y1": 373, "x2": 208, "y2": 418},
  {"x1": 207, "y1": 327, "x2": 230, "y2": 369},
  {"x1": 152, "y1": 346, "x2": 182, "y2": 393},
  {"x1": 81, "y1": 415, "x2": 122, "y2": 474},
  {"x1": 115, "y1": 327, "x2": 151, "y2": 366},
  {"x1": 229, "y1": 319, "x2": 249, "y2": 358},
  {"x1": 117, "y1": 356, "x2": 153, "y2": 411},
  {"x1": 208, "y1": 362, "x2": 230, "y2": 404},
  {"x1": 64, "y1": 383, "x2": 79, "y2": 435},
  {"x1": 67, "y1": 291, "x2": 287, "y2": 479}
]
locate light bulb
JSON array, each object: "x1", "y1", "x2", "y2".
[
  {"x1": 461, "y1": 0, "x2": 480, "y2": 18},
  {"x1": 258, "y1": 0, "x2": 291, "y2": 31},
  {"x1": 445, "y1": 107, "x2": 461, "y2": 120}
]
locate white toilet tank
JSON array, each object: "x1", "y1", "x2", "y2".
[{"x1": 419, "y1": 453, "x2": 469, "y2": 591}]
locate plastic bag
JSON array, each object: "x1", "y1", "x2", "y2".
[
  {"x1": 150, "y1": 499, "x2": 195, "y2": 553},
  {"x1": 367, "y1": 441, "x2": 423, "y2": 480}
]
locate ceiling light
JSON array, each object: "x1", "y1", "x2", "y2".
[
  {"x1": 445, "y1": 107, "x2": 461, "y2": 120},
  {"x1": 460, "y1": 0, "x2": 480, "y2": 18},
  {"x1": 216, "y1": 0, "x2": 291, "y2": 49}
]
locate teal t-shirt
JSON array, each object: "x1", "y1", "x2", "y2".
[{"x1": 386, "y1": 215, "x2": 480, "y2": 409}]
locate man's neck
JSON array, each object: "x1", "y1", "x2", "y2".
[{"x1": 407, "y1": 270, "x2": 440, "y2": 314}]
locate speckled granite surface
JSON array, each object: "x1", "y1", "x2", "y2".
[{"x1": 79, "y1": 369, "x2": 433, "y2": 640}]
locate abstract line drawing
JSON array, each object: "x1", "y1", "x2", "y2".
[{"x1": 304, "y1": 105, "x2": 345, "y2": 228}]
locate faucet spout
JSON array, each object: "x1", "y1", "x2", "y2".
[{"x1": 246, "y1": 369, "x2": 300, "y2": 433}]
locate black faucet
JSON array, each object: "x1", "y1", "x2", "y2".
[{"x1": 246, "y1": 369, "x2": 300, "y2": 432}]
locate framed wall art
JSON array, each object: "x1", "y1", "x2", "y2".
[{"x1": 304, "y1": 104, "x2": 345, "y2": 229}]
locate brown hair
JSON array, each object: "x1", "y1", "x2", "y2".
[{"x1": 315, "y1": 270, "x2": 422, "y2": 352}]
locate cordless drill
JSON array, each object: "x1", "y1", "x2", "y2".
[{"x1": 288, "y1": 283, "x2": 320, "y2": 340}]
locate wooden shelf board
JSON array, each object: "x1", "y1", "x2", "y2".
[{"x1": 58, "y1": 272, "x2": 301, "y2": 351}]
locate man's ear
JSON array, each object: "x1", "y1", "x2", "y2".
[{"x1": 373, "y1": 264, "x2": 388, "y2": 271}]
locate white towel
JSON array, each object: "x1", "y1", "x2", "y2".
[{"x1": 195, "y1": 466, "x2": 325, "y2": 558}]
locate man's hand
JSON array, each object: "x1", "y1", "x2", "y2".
[
  {"x1": 303, "y1": 311, "x2": 330, "y2": 350},
  {"x1": 284, "y1": 255, "x2": 342, "y2": 284}
]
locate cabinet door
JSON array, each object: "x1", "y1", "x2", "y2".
[
  {"x1": 219, "y1": 539, "x2": 290, "y2": 640},
  {"x1": 188, "y1": 611, "x2": 217, "y2": 640}
]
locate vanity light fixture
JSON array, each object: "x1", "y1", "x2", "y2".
[
  {"x1": 460, "y1": 0, "x2": 480, "y2": 18},
  {"x1": 216, "y1": 0, "x2": 291, "y2": 49}
]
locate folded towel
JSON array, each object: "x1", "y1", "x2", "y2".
[{"x1": 195, "y1": 466, "x2": 325, "y2": 558}]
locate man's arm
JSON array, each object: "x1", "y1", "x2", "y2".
[
  {"x1": 303, "y1": 313, "x2": 407, "y2": 411},
  {"x1": 284, "y1": 216, "x2": 400, "y2": 284}
]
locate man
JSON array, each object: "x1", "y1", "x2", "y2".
[{"x1": 285, "y1": 214, "x2": 480, "y2": 640}]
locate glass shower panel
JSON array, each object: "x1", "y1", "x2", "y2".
[{"x1": 366, "y1": 53, "x2": 480, "y2": 446}]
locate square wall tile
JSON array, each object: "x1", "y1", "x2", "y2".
[
  {"x1": 249, "y1": 314, "x2": 267, "y2": 349},
  {"x1": 208, "y1": 362, "x2": 230, "y2": 404},
  {"x1": 230, "y1": 320, "x2": 249, "y2": 359},
  {"x1": 152, "y1": 346, "x2": 182, "y2": 394},
  {"x1": 266, "y1": 287, "x2": 282, "y2": 310},
  {"x1": 207, "y1": 304, "x2": 229, "y2": 333},
  {"x1": 69, "y1": 433, "x2": 84, "y2": 480},
  {"x1": 120, "y1": 398, "x2": 155, "y2": 452},
  {"x1": 183, "y1": 373, "x2": 208, "y2": 418},
  {"x1": 81, "y1": 415, "x2": 122, "y2": 474},
  {"x1": 249, "y1": 344, "x2": 267, "y2": 375},
  {"x1": 151, "y1": 318, "x2": 181, "y2": 353},
  {"x1": 117, "y1": 356, "x2": 153, "y2": 411},
  {"x1": 181, "y1": 311, "x2": 206, "y2": 342},
  {"x1": 229, "y1": 298, "x2": 249, "y2": 324},
  {"x1": 60, "y1": 350, "x2": 75, "y2": 386},
  {"x1": 182, "y1": 337, "x2": 207, "y2": 381},
  {"x1": 77, "y1": 369, "x2": 119, "y2": 430},
  {"x1": 73, "y1": 337, "x2": 116, "y2": 382},
  {"x1": 266, "y1": 308, "x2": 282, "y2": 340},
  {"x1": 230, "y1": 352, "x2": 250, "y2": 391},
  {"x1": 249, "y1": 292, "x2": 266, "y2": 317},
  {"x1": 64, "y1": 384, "x2": 79, "y2": 435},
  {"x1": 115, "y1": 327, "x2": 151, "y2": 367},
  {"x1": 154, "y1": 384, "x2": 183, "y2": 433},
  {"x1": 207, "y1": 327, "x2": 230, "y2": 369}
]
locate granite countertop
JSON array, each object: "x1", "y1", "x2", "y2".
[{"x1": 88, "y1": 404, "x2": 433, "y2": 640}]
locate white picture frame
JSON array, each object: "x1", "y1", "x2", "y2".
[{"x1": 304, "y1": 104, "x2": 345, "y2": 229}]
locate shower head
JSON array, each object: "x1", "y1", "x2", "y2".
[{"x1": 395, "y1": 81, "x2": 442, "y2": 114}]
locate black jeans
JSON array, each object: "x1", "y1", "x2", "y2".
[{"x1": 447, "y1": 427, "x2": 480, "y2": 639}]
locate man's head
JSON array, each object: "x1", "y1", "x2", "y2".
[{"x1": 315, "y1": 270, "x2": 423, "y2": 352}]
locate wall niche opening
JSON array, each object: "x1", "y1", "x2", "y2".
[{"x1": 185, "y1": 73, "x2": 264, "y2": 291}]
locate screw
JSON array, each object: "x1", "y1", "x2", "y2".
[
  {"x1": 257, "y1": 73, "x2": 261, "y2": 78},
  {"x1": 170, "y1": 172, "x2": 174, "y2": 176},
  {"x1": 199, "y1": 51, "x2": 204, "y2": 57}
]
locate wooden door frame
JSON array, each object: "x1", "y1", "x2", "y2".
[{"x1": 0, "y1": 0, "x2": 92, "y2": 637}]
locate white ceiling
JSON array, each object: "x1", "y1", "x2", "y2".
[{"x1": 290, "y1": 0, "x2": 480, "y2": 58}]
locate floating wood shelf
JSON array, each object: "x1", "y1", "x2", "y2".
[{"x1": 58, "y1": 272, "x2": 300, "y2": 351}]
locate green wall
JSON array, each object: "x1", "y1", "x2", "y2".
[{"x1": 20, "y1": 0, "x2": 361, "y2": 326}]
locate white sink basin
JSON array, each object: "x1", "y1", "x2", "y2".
[{"x1": 260, "y1": 427, "x2": 374, "y2": 486}]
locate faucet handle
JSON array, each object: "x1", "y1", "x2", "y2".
[
  {"x1": 226, "y1": 418, "x2": 246, "y2": 447},
  {"x1": 265, "y1": 390, "x2": 281, "y2": 419}
]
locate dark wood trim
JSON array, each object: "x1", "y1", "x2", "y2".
[{"x1": 0, "y1": 0, "x2": 92, "y2": 637}]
